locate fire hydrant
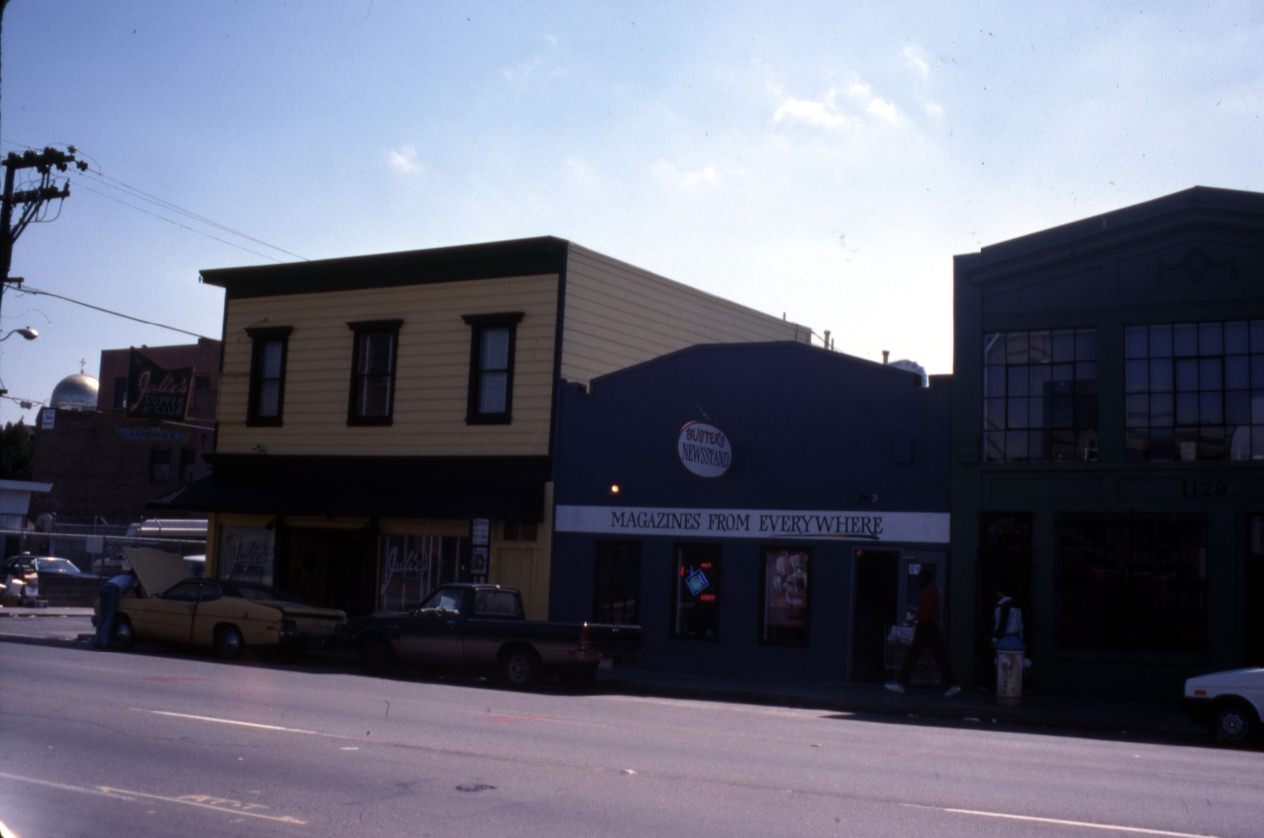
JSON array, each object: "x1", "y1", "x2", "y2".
[{"x1": 996, "y1": 643, "x2": 1024, "y2": 707}]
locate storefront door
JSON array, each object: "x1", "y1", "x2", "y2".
[
  {"x1": 851, "y1": 548, "x2": 899, "y2": 682},
  {"x1": 280, "y1": 526, "x2": 375, "y2": 616}
]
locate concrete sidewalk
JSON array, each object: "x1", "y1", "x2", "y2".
[{"x1": 0, "y1": 605, "x2": 1207, "y2": 744}]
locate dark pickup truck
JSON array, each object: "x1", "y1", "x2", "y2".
[{"x1": 345, "y1": 583, "x2": 644, "y2": 688}]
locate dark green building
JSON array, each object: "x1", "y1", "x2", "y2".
[{"x1": 951, "y1": 186, "x2": 1264, "y2": 698}]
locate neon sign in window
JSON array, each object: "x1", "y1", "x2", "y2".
[{"x1": 673, "y1": 546, "x2": 720, "y2": 639}]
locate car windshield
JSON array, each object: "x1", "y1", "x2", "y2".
[
  {"x1": 420, "y1": 589, "x2": 467, "y2": 613},
  {"x1": 34, "y1": 558, "x2": 80, "y2": 574}
]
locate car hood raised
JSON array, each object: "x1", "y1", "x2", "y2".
[{"x1": 124, "y1": 547, "x2": 189, "y2": 597}]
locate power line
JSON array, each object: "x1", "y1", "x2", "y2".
[
  {"x1": 16, "y1": 284, "x2": 213, "y2": 339},
  {"x1": 80, "y1": 168, "x2": 309, "y2": 262},
  {"x1": 0, "y1": 139, "x2": 308, "y2": 264},
  {"x1": 71, "y1": 179, "x2": 288, "y2": 264}
]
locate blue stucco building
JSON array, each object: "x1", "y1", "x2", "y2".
[{"x1": 550, "y1": 341, "x2": 953, "y2": 685}]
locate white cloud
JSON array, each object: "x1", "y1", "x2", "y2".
[
  {"x1": 903, "y1": 45, "x2": 930, "y2": 80},
  {"x1": 773, "y1": 91, "x2": 849, "y2": 130},
  {"x1": 866, "y1": 97, "x2": 900, "y2": 124},
  {"x1": 845, "y1": 79, "x2": 901, "y2": 124},
  {"x1": 845, "y1": 80, "x2": 872, "y2": 100},
  {"x1": 387, "y1": 145, "x2": 421, "y2": 175},
  {"x1": 652, "y1": 159, "x2": 719, "y2": 189},
  {"x1": 923, "y1": 101, "x2": 945, "y2": 117},
  {"x1": 774, "y1": 80, "x2": 902, "y2": 132}
]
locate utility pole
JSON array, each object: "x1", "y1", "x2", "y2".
[{"x1": 0, "y1": 145, "x2": 88, "y2": 319}]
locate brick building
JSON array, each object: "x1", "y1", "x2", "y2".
[{"x1": 31, "y1": 339, "x2": 221, "y2": 526}]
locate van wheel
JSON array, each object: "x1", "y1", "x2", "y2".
[
  {"x1": 500, "y1": 647, "x2": 540, "y2": 689},
  {"x1": 111, "y1": 616, "x2": 134, "y2": 650},
  {"x1": 1214, "y1": 700, "x2": 1258, "y2": 745},
  {"x1": 215, "y1": 625, "x2": 245, "y2": 660},
  {"x1": 358, "y1": 636, "x2": 396, "y2": 676}
]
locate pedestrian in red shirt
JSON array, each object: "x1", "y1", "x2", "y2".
[{"x1": 886, "y1": 565, "x2": 962, "y2": 697}]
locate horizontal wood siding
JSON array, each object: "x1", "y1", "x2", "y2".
[
  {"x1": 218, "y1": 275, "x2": 559, "y2": 457},
  {"x1": 560, "y1": 244, "x2": 810, "y2": 383}
]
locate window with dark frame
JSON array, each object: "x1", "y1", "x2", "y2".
[
  {"x1": 982, "y1": 328, "x2": 1099, "y2": 463},
  {"x1": 463, "y1": 312, "x2": 523, "y2": 424},
  {"x1": 149, "y1": 447, "x2": 172, "y2": 482},
  {"x1": 593, "y1": 541, "x2": 641, "y2": 625},
  {"x1": 347, "y1": 320, "x2": 402, "y2": 425},
  {"x1": 1125, "y1": 319, "x2": 1264, "y2": 462},
  {"x1": 246, "y1": 326, "x2": 292, "y2": 426},
  {"x1": 672, "y1": 543, "x2": 721, "y2": 640},
  {"x1": 179, "y1": 447, "x2": 196, "y2": 483},
  {"x1": 760, "y1": 547, "x2": 810, "y2": 646},
  {"x1": 192, "y1": 374, "x2": 212, "y2": 413},
  {"x1": 113, "y1": 376, "x2": 127, "y2": 410}
]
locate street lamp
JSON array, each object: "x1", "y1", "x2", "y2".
[{"x1": 0, "y1": 326, "x2": 37, "y2": 341}]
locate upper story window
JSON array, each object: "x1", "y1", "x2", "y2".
[
  {"x1": 463, "y1": 312, "x2": 523, "y2": 424},
  {"x1": 347, "y1": 320, "x2": 401, "y2": 425},
  {"x1": 191, "y1": 374, "x2": 213, "y2": 415},
  {"x1": 112, "y1": 376, "x2": 127, "y2": 410},
  {"x1": 983, "y1": 329, "x2": 1098, "y2": 463},
  {"x1": 1125, "y1": 320, "x2": 1264, "y2": 462},
  {"x1": 246, "y1": 326, "x2": 292, "y2": 426},
  {"x1": 149, "y1": 447, "x2": 172, "y2": 482}
]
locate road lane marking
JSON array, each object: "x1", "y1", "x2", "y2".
[
  {"x1": 901, "y1": 803, "x2": 1219, "y2": 838},
  {"x1": 0, "y1": 772, "x2": 305, "y2": 826},
  {"x1": 0, "y1": 771, "x2": 116, "y2": 799},
  {"x1": 134, "y1": 708, "x2": 320, "y2": 735},
  {"x1": 99, "y1": 787, "x2": 306, "y2": 825}
]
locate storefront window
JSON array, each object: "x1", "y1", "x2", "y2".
[
  {"x1": 593, "y1": 541, "x2": 640, "y2": 625},
  {"x1": 672, "y1": 544, "x2": 720, "y2": 640},
  {"x1": 217, "y1": 525, "x2": 275, "y2": 585},
  {"x1": 378, "y1": 533, "x2": 468, "y2": 611},
  {"x1": 760, "y1": 548, "x2": 810, "y2": 646},
  {"x1": 1053, "y1": 512, "x2": 1207, "y2": 654}
]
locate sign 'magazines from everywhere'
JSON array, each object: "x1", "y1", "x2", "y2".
[
  {"x1": 677, "y1": 420, "x2": 731, "y2": 478},
  {"x1": 555, "y1": 505, "x2": 951, "y2": 543}
]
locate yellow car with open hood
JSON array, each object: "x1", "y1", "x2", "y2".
[{"x1": 98, "y1": 547, "x2": 346, "y2": 658}]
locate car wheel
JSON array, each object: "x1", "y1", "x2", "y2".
[
  {"x1": 500, "y1": 647, "x2": 540, "y2": 689},
  {"x1": 215, "y1": 625, "x2": 245, "y2": 660},
  {"x1": 358, "y1": 636, "x2": 396, "y2": 676},
  {"x1": 1214, "y1": 700, "x2": 1258, "y2": 745},
  {"x1": 111, "y1": 616, "x2": 134, "y2": 650}
]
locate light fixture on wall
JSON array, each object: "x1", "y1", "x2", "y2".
[{"x1": 610, "y1": 484, "x2": 621, "y2": 496}]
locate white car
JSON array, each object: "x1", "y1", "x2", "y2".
[{"x1": 1184, "y1": 667, "x2": 1264, "y2": 745}]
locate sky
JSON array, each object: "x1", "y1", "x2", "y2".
[{"x1": 0, "y1": 1, "x2": 1261, "y2": 427}]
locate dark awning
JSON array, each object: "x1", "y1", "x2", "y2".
[{"x1": 152, "y1": 455, "x2": 550, "y2": 522}]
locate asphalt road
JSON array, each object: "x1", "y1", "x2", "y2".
[{"x1": 1, "y1": 638, "x2": 1260, "y2": 838}]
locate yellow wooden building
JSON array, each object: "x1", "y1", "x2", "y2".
[{"x1": 163, "y1": 237, "x2": 809, "y2": 618}]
